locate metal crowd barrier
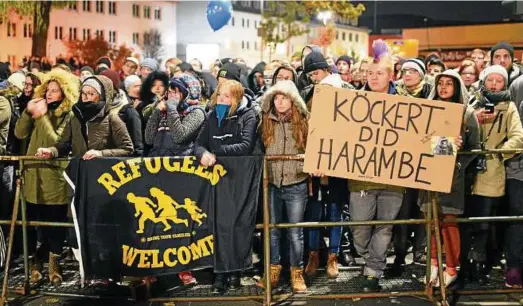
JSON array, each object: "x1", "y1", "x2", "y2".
[{"x1": 0, "y1": 151, "x2": 521, "y2": 305}]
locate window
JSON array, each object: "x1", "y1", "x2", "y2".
[
  {"x1": 342, "y1": 32, "x2": 345, "y2": 41},
  {"x1": 355, "y1": 34, "x2": 359, "y2": 43},
  {"x1": 242, "y1": 40, "x2": 244, "y2": 50},
  {"x1": 241, "y1": 1, "x2": 250, "y2": 7},
  {"x1": 349, "y1": 33, "x2": 352, "y2": 42},
  {"x1": 96, "y1": 0, "x2": 104, "y2": 13},
  {"x1": 253, "y1": 1, "x2": 260, "y2": 9},
  {"x1": 69, "y1": 27, "x2": 77, "y2": 40},
  {"x1": 242, "y1": 18, "x2": 244, "y2": 28},
  {"x1": 69, "y1": 2, "x2": 77, "y2": 11},
  {"x1": 83, "y1": 28, "x2": 91, "y2": 41},
  {"x1": 83, "y1": 0, "x2": 91, "y2": 12},
  {"x1": 7, "y1": 22, "x2": 16, "y2": 37},
  {"x1": 155, "y1": 33, "x2": 161, "y2": 46},
  {"x1": 132, "y1": 32, "x2": 139, "y2": 44},
  {"x1": 132, "y1": 4, "x2": 140, "y2": 17},
  {"x1": 154, "y1": 8, "x2": 161, "y2": 20},
  {"x1": 23, "y1": 23, "x2": 32, "y2": 38},
  {"x1": 144, "y1": 6, "x2": 151, "y2": 19},
  {"x1": 95, "y1": 29, "x2": 104, "y2": 39},
  {"x1": 7, "y1": 55, "x2": 16, "y2": 68},
  {"x1": 108, "y1": 1, "x2": 116, "y2": 15},
  {"x1": 73, "y1": 27, "x2": 77, "y2": 40},
  {"x1": 109, "y1": 31, "x2": 116, "y2": 43},
  {"x1": 143, "y1": 32, "x2": 149, "y2": 45},
  {"x1": 246, "y1": 41, "x2": 249, "y2": 50},
  {"x1": 254, "y1": 21, "x2": 257, "y2": 28},
  {"x1": 231, "y1": 17, "x2": 235, "y2": 26},
  {"x1": 246, "y1": 19, "x2": 249, "y2": 28}
]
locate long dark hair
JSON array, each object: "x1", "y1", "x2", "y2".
[
  {"x1": 434, "y1": 76, "x2": 461, "y2": 103},
  {"x1": 139, "y1": 71, "x2": 169, "y2": 106}
]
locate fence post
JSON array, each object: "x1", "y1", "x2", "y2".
[
  {"x1": 424, "y1": 191, "x2": 433, "y2": 298},
  {"x1": 262, "y1": 158, "x2": 271, "y2": 306},
  {"x1": 431, "y1": 193, "x2": 447, "y2": 302},
  {"x1": 19, "y1": 161, "x2": 30, "y2": 294}
]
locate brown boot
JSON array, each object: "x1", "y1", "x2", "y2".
[
  {"x1": 327, "y1": 253, "x2": 339, "y2": 278},
  {"x1": 290, "y1": 267, "x2": 307, "y2": 293},
  {"x1": 305, "y1": 251, "x2": 319, "y2": 276},
  {"x1": 49, "y1": 252, "x2": 63, "y2": 285},
  {"x1": 30, "y1": 256, "x2": 43, "y2": 284},
  {"x1": 257, "y1": 264, "x2": 282, "y2": 289}
]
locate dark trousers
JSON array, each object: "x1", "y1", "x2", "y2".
[
  {"x1": 26, "y1": 203, "x2": 68, "y2": 255},
  {"x1": 393, "y1": 189, "x2": 426, "y2": 262},
  {"x1": 505, "y1": 179, "x2": 523, "y2": 268}
]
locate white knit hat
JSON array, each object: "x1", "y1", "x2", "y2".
[
  {"x1": 480, "y1": 64, "x2": 508, "y2": 86},
  {"x1": 124, "y1": 75, "x2": 141, "y2": 92},
  {"x1": 401, "y1": 58, "x2": 426, "y2": 77},
  {"x1": 82, "y1": 78, "x2": 102, "y2": 96},
  {"x1": 125, "y1": 57, "x2": 139, "y2": 66},
  {"x1": 7, "y1": 72, "x2": 25, "y2": 92}
]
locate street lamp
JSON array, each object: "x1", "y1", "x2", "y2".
[{"x1": 317, "y1": 11, "x2": 332, "y2": 25}]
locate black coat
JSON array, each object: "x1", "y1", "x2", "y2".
[
  {"x1": 194, "y1": 99, "x2": 258, "y2": 160},
  {"x1": 118, "y1": 104, "x2": 143, "y2": 156}
]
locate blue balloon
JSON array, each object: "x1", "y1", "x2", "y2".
[{"x1": 206, "y1": 0, "x2": 233, "y2": 32}]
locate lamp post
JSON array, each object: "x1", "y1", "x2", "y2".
[{"x1": 317, "y1": 11, "x2": 332, "y2": 25}]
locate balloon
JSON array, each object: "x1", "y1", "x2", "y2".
[{"x1": 206, "y1": 0, "x2": 233, "y2": 32}]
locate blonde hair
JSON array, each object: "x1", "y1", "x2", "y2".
[{"x1": 210, "y1": 80, "x2": 244, "y2": 117}]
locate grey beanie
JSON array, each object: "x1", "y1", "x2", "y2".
[{"x1": 140, "y1": 58, "x2": 159, "y2": 71}]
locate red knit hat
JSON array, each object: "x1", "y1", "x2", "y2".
[{"x1": 100, "y1": 69, "x2": 121, "y2": 91}]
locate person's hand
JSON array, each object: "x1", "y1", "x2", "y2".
[
  {"x1": 156, "y1": 100, "x2": 166, "y2": 111},
  {"x1": 83, "y1": 150, "x2": 102, "y2": 160},
  {"x1": 27, "y1": 98, "x2": 48, "y2": 119},
  {"x1": 454, "y1": 135, "x2": 463, "y2": 150},
  {"x1": 35, "y1": 147, "x2": 54, "y2": 159},
  {"x1": 311, "y1": 171, "x2": 324, "y2": 177},
  {"x1": 200, "y1": 152, "x2": 216, "y2": 167},
  {"x1": 475, "y1": 108, "x2": 495, "y2": 124}
]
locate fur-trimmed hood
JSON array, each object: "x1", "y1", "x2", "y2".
[
  {"x1": 261, "y1": 80, "x2": 308, "y2": 118},
  {"x1": 428, "y1": 69, "x2": 469, "y2": 105},
  {"x1": 33, "y1": 69, "x2": 80, "y2": 117}
]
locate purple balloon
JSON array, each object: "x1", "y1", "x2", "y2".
[{"x1": 206, "y1": 0, "x2": 233, "y2": 32}]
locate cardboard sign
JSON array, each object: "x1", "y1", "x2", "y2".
[{"x1": 303, "y1": 85, "x2": 464, "y2": 193}]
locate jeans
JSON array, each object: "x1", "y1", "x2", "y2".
[
  {"x1": 393, "y1": 188, "x2": 426, "y2": 262},
  {"x1": 269, "y1": 182, "x2": 307, "y2": 267},
  {"x1": 350, "y1": 190, "x2": 403, "y2": 278},
  {"x1": 462, "y1": 195, "x2": 500, "y2": 262},
  {"x1": 505, "y1": 179, "x2": 523, "y2": 268}
]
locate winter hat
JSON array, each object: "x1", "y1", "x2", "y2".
[
  {"x1": 401, "y1": 58, "x2": 426, "y2": 77},
  {"x1": 81, "y1": 66, "x2": 94, "y2": 74},
  {"x1": 100, "y1": 69, "x2": 121, "y2": 91},
  {"x1": 140, "y1": 58, "x2": 159, "y2": 71},
  {"x1": 181, "y1": 74, "x2": 202, "y2": 101},
  {"x1": 304, "y1": 52, "x2": 329, "y2": 74},
  {"x1": 169, "y1": 77, "x2": 189, "y2": 100},
  {"x1": 480, "y1": 64, "x2": 508, "y2": 85},
  {"x1": 124, "y1": 57, "x2": 139, "y2": 66},
  {"x1": 7, "y1": 72, "x2": 26, "y2": 92},
  {"x1": 490, "y1": 41, "x2": 514, "y2": 61},
  {"x1": 336, "y1": 55, "x2": 352, "y2": 67},
  {"x1": 82, "y1": 78, "x2": 103, "y2": 96},
  {"x1": 217, "y1": 63, "x2": 241, "y2": 82},
  {"x1": 96, "y1": 56, "x2": 112, "y2": 69},
  {"x1": 124, "y1": 75, "x2": 141, "y2": 92}
]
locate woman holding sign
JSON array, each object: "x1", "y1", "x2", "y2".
[{"x1": 419, "y1": 70, "x2": 480, "y2": 287}]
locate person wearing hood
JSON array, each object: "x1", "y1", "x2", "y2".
[
  {"x1": 140, "y1": 71, "x2": 169, "y2": 126},
  {"x1": 248, "y1": 61, "x2": 266, "y2": 97},
  {"x1": 272, "y1": 64, "x2": 298, "y2": 86},
  {"x1": 194, "y1": 79, "x2": 258, "y2": 294},
  {"x1": 302, "y1": 51, "x2": 351, "y2": 282},
  {"x1": 0, "y1": 72, "x2": 25, "y2": 155},
  {"x1": 395, "y1": 58, "x2": 432, "y2": 98},
  {"x1": 140, "y1": 58, "x2": 159, "y2": 81},
  {"x1": 419, "y1": 70, "x2": 480, "y2": 288},
  {"x1": 14, "y1": 69, "x2": 80, "y2": 285},
  {"x1": 465, "y1": 65, "x2": 523, "y2": 286},
  {"x1": 296, "y1": 45, "x2": 322, "y2": 91},
  {"x1": 336, "y1": 55, "x2": 352, "y2": 83},
  {"x1": 100, "y1": 69, "x2": 143, "y2": 157},
  {"x1": 256, "y1": 80, "x2": 308, "y2": 294},
  {"x1": 145, "y1": 74, "x2": 206, "y2": 157}
]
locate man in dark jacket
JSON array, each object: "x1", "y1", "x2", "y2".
[
  {"x1": 248, "y1": 62, "x2": 266, "y2": 96},
  {"x1": 491, "y1": 41, "x2": 523, "y2": 87},
  {"x1": 297, "y1": 45, "x2": 322, "y2": 91}
]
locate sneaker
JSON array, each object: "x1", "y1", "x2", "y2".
[
  {"x1": 178, "y1": 272, "x2": 197, "y2": 286},
  {"x1": 425, "y1": 265, "x2": 439, "y2": 287},
  {"x1": 227, "y1": 272, "x2": 241, "y2": 290},
  {"x1": 444, "y1": 271, "x2": 458, "y2": 287},
  {"x1": 212, "y1": 273, "x2": 226, "y2": 294},
  {"x1": 505, "y1": 268, "x2": 523, "y2": 288},
  {"x1": 363, "y1": 276, "x2": 381, "y2": 292}
]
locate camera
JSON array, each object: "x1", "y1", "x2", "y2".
[
  {"x1": 477, "y1": 86, "x2": 495, "y2": 114},
  {"x1": 475, "y1": 142, "x2": 487, "y2": 172}
]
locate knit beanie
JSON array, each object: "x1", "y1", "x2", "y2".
[
  {"x1": 304, "y1": 52, "x2": 329, "y2": 74},
  {"x1": 181, "y1": 74, "x2": 202, "y2": 101},
  {"x1": 402, "y1": 58, "x2": 426, "y2": 77},
  {"x1": 100, "y1": 69, "x2": 121, "y2": 91},
  {"x1": 124, "y1": 75, "x2": 141, "y2": 93},
  {"x1": 140, "y1": 58, "x2": 159, "y2": 71},
  {"x1": 7, "y1": 72, "x2": 26, "y2": 92},
  {"x1": 480, "y1": 64, "x2": 508, "y2": 85},
  {"x1": 336, "y1": 55, "x2": 352, "y2": 67},
  {"x1": 82, "y1": 78, "x2": 103, "y2": 96},
  {"x1": 490, "y1": 41, "x2": 514, "y2": 61},
  {"x1": 124, "y1": 57, "x2": 139, "y2": 67},
  {"x1": 81, "y1": 66, "x2": 94, "y2": 74},
  {"x1": 217, "y1": 63, "x2": 241, "y2": 82},
  {"x1": 169, "y1": 77, "x2": 189, "y2": 101},
  {"x1": 96, "y1": 56, "x2": 112, "y2": 69}
]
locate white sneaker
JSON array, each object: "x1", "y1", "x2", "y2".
[
  {"x1": 444, "y1": 271, "x2": 458, "y2": 286},
  {"x1": 426, "y1": 266, "x2": 439, "y2": 287}
]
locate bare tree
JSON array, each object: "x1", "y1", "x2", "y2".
[{"x1": 141, "y1": 29, "x2": 163, "y2": 61}]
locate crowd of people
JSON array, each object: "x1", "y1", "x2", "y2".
[{"x1": 0, "y1": 39, "x2": 522, "y2": 295}]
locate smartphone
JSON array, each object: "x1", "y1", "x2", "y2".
[{"x1": 485, "y1": 102, "x2": 495, "y2": 114}]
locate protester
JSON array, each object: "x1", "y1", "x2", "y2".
[
  {"x1": 272, "y1": 64, "x2": 298, "y2": 86},
  {"x1": 140, "y1": 71, "x2": 169, "y2": 123},
  {"x1": 124, "y1": 75, "x2": 142, "y2": 108},
  {"x1": 464, "y1": 65, "x2": 523, "y2": 285},
  {"x1": 471, "y1": 49, "x2": 487, "y2": 72},
  {"x1": 190, "y1": 58, "x2": 203, "y2": 72},
  {"x1": 336, "y1": 55, "x2": 352, "y2": 83},
  {"x1": 14, "y1": 69, "x2": 79, "y2": 285},
  {"x1": 297, "y1": 45, "x2": 322, "y2": 90},
  {"x1": 420, "y1": 70, "x2": 480, "y2": 287},
  {"x1": 257, "y1": 80, "x2": 308, "y2": 293},
  {"x1": 194, "y1": 79, "x2": 258, "y2": 294},
  {"x1": 459, "y1": 60, "x2": 480, "y2": 94},
  {"x1": 140, "y1": 58, "x2": 159, "y2": 81},
  {"x1": 427, "y1": 58, "x2": 446, "y2": 77},
  {"x1": 80, "y1": 66, "x2": 94, "y2": 82},
  {"x1": 120, "y1": 57, "x2": 139, "y2": 81},
  {"x1": 490, "y1": 42, "x2": 522, "y2": 86}
]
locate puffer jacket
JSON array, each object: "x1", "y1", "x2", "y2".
[
  {"x1": 50, "y1": 75, "x2": 134, "y2": 158},
  {"x1": 419, "y1": 70, "x2": 481, "y2": 214},
  {"x1": 194, "y1": 97, "x2": 258, "y2": 160},
  {"x1": 15, "y1": 69, "x2": 79, "y2": 205},
  {"x1": 260, "y1": 80, "x2": 309, "y2": 188}
]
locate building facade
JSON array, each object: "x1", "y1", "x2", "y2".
[{"x1": 0, "y1": 1, "x2": 177, "y2": 67}]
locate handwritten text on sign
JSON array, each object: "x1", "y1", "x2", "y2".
[{"x1": 303, "y1": 85, "x2": 464, "y2": 193}]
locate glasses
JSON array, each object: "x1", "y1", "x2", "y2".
[
  {"x1": 461, "y1": 72, "x2": 476, "y2": 76},
  {"x1": 401, "y1": 68, "x2": 419, "y2": 75},
  {"x1": 81, "y1": 91, "x2": 99, "y2": 98}
]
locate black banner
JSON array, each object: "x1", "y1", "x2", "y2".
[{"x1": 65, "y1": 156, "x2": 262, "y2": 279}]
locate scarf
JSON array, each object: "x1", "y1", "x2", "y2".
[
  {"x1": 47, "y1": 100, "x2": 63, "y2": 111},
  {"x1": 483, "y1": 89, "x2": 512, "y2": 104},
  {"x1": 397, "y1": 81, "x2": 426, "y2": 98},
  {"x1": 277, "y1": 109, "x2": 292, "y2": 123},
  {"x1": 75, "y1": 100, "x2": 106, "y2": 122},
  {"x1": 215, "y1": 104, "x2": 231, "y2": 128}
]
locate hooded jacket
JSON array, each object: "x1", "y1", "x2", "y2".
[
  {"x1": 470, "y1": 79, "x2": 523, "y2": 197},
  {"x1": 110, "y1": 89, "x2": 144, "y2": 156},
  {"x1": 14, "y1": 69, "x2": 79, "y2": 205},
  {"x1": 260, "y1": 81, "x2": 309, "y2": 188},
  {"x1": 248, "y1": 62, "x2": 266, "y2": 96},
  {"x1": 297, "y1": 45, "x2": 322, "y2": 91},
  {"x1": 271, "y1": 65, "x2": 299, "y2": 86},
  {"x1": 50, "y1": 75, "x2": 134, "y2": 159},
  {"x1": 419, "y1": 70, "x2": 481, "y2": 214},
  {"x1": 194, "y1": 97, "x2": 258, "y2": 160}
]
